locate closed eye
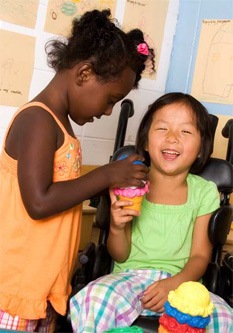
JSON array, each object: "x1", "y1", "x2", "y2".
[
  {"x1": 157, "y1": 127, "x2": 167, "y2": 131},
  {"x1": 182, "y1": 130, "x2": 192, "y2": 134}
]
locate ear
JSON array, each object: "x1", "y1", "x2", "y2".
[{"x1": 75, "y1": 63, "x2": 94, "y2": 86}]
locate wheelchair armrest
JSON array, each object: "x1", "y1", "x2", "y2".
[
  {"x1": 92, "y1": 244, "x2": 113, "y2": 280},
  {"x1": 202, "y1": 262, "x2": 220, "y2": 294},
  {"x1": 79, "y1": 242, "x2": 96, "y2": 264},
  {"x1": 71, "y1": 242, "x2": 97, "y2": 288},
  {"x1": 208, "y1": 205, "x2": 233, "y2": 246},
  {"x1": 96, "y1": 195, "x2": 111, "y2": 230}
]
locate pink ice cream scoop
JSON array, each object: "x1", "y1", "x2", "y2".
[{"x1": 113, "y1": 182, "x2": 149, "y2": 198}]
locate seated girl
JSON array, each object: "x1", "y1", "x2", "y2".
[{"x1": 70, "y1": 93, "x2": 233, "y2": 332}]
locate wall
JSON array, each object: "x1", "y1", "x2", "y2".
[
  {"x1": 0, "y1": 0, "x2": 180, "y2": 165},
  {"x1": 166, "y1": 0, "x2": 233, "y2": 159}
]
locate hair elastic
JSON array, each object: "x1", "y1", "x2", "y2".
[{"x1": 137, "y1": 43, "x2": 149, "y2": 55}]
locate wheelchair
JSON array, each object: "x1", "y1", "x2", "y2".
[{"x1": 56, "y1": 101, "x2": 233, "y2": 332}]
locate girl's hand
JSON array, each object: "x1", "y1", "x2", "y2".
[
  {"x1": 106, "y1": 154, "x2": 148, "y2": 188},
  {"x1": 141, "y1": 278, "x2": 177, "y2": 313},
  {"x1": 109, "y1": 188, "x2": 140, "y2": 232}
]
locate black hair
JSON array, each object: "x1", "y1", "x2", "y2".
[
  {"x1": 45, "y1": 9, "x2": 155, "y2": 88},
  {"x1": 136, "y1": 92, "x2": 213, "y2": 173}
]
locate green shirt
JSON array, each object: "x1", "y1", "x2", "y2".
[{"x1": 113, "y1": 174, "x2": 220, "y2": 275}]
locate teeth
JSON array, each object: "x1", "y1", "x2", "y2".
[{"x1": 162, "y1": 150, "x2": 180, "y2": 155}]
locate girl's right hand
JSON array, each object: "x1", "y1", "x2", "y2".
[
  {"x1": 109, "y1": 188, "x2": 140, "y2": 232},
  {"x1": 106, "y1": 154, "x2": 148, "y2": 188}
]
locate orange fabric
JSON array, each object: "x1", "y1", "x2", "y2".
[{"x1": 0, "y1": 102, "x2": 82, "y2": 319}]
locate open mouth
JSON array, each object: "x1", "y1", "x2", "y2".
[{"x1": 162, "y1": 149, "x2": 180, "y2": 160}]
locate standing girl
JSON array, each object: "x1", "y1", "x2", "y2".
[
  {"x1": 70, "y1": 93, "x2": 233, "y2": 332},
  {"x1": 0, "y1": 9, "x2": 154, "y2": 332}
]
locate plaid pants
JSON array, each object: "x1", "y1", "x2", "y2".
[
  {"x1": 70, "y1": 269, "x2": 233, "y2": 333},
  {"x1": 0, "y1": 302, "x2": 57, "y2": 332}
]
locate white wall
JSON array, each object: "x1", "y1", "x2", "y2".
[{"x1": 0, "y1": 0, "x2": 179, "y2": 165}]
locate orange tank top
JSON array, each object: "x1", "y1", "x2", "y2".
[{"x1": 0, "y1": 102, "x2": 82, "y2": 319}]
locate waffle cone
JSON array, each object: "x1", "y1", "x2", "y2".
[{"x1": 118, "y1": 195, "x2": 143, "y2": 212}]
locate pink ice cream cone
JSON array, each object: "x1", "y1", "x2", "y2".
[{"x1": 113, "y1": 182, "x2": 149, "y2": 212}]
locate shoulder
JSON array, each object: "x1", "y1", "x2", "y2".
[
  {"x1": 11, "y1": 105, "x2": 60, "y2": 141},
  {"x1": 6, "y1": 105, "x2": 60, "y2": 157},
  {"x1": 188, "y1": 173, "x2": 218, "y2": 193},
  {"x1": 14, "y1": 105, "x2": 57, "y2": 128},
  {"x1": 188, "y1": 173, "x2": 220, "y2": 215}
]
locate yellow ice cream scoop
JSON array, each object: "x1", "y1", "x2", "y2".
[{"x1": 168, "y1": 281, "x2": 214, "y2": 317}]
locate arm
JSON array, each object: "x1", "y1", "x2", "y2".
[
  {"x1": 9, "y1": 109, "x2": 148, "y2": 220},
  {"x1": 107, "y1": 188, "x2": 140, "y2": 262},
  {"x1": 141, "y1": 213, "x2": 213, "y2": 312}
]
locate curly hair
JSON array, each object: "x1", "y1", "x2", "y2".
[
  {"x1": 45, "y1": 9, "x2": 155, "y2": 88},
  {"x1": 136, "y1": 93, "x2": 214, "y2": 173}
]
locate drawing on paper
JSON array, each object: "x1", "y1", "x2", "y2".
[
  {"x1": 0, "y1": 0, "x2": 39, "y2": 29},
  {"x1": 0, "y1": 30, "x2": 36, "y2": 107},
  {"x1": 122, "y1": 0, "x2": 169, "y2": 80},
  {"x1": 44, "y1": 0, "x2": 117, "y2": 36},
  {"x1": 192, "y1": 19, "x2": 233, "y2": 105}
]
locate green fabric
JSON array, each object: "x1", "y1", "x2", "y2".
[{"x1": 113, "y1": 174, "x2": 220, "y2": 275}]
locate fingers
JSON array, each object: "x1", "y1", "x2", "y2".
[
  {"x1": 144, "y1": 281, "x2": 158, "y2": 294},
  {"x1": 141, "y1": 291, "x2": 165, "y2": 313},
  {"x1": 110, "y1": 199, "x2": 140, "y2": 229},
  {"x1": 112, "y1": 200, "x2": 140, "y2": 216},
  {"x1": 124, "y1": 155, "x2": 148, "y2": 174},
  {"x1": 127, "y1": 154, "x2": 145, "y2": 164},
  {"x1": 149, "y1": 304, "x2": 165, "y2": 313}
]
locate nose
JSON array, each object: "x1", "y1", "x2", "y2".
[{"x1": 166, "y1": 130, "x2": 179, "y2": 144}]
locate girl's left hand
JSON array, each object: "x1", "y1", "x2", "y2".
[{"x1": 141, "y1": 278, "x2": 176, "y2": 313}]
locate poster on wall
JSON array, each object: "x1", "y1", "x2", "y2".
[
  {"x1": 122, "y1": 0, "x2": 169, "y2": 80},
  {"x1": 0, "y1": 30, "x2": 36, "y2": 107},
  {"x1": 192, "y1": 19, "x2": 233, "y2": 105},
  {"x1": 0, "y1": 0, "x2": 39, "y2": 29},
  {"x1": 44, "y1": 0, "x2": 117, "y2": 36}
]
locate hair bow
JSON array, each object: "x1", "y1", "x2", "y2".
[{"x1": 137, "y1": 43, "x2": 149, "y2": 56}]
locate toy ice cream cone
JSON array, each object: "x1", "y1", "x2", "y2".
[
  {"x1": 118, "y1": 194, "x2": 144, "y2": 211},
  {"x1": 114, "y1": 182, "x2": 149, "y2": 212},
  {"x1": 113, "y1": 155, "x2": 149, "y2": 212},
  {"x1": 158, "y1": 282, "x2": 214, "y2": 333}
]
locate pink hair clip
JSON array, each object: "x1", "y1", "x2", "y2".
[{"x1": 137, "y1": 43, "x2": 149, "y2": 56}]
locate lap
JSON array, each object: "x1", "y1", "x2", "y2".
[{"x1": 70, "y1": 269, "x2": 233, "y2": 333}]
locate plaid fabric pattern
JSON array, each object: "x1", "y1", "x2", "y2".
[
  {"x1": 70, "y1": 269, "x2": 171, "y2": 332},
  {"x1": 70, "y1": 269, "x2": 233, "y2": 333},
  {"x1": 0, "y1": 302, "x2": 57, "y2": 332},
  {"x1": 208, "y1": 293, "x2": 233, "y2": 333}
]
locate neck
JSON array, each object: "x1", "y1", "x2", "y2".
[
  {"x1": 31, "y1": 71, "x2": 69, "y2": 118},
  {"x1": 147, "y1": 167, "x2": 189, "y2": 205}
]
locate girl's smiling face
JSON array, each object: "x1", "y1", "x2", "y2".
[{"x1": 146, "y1": 102, "x2": 201, "y2": 177}]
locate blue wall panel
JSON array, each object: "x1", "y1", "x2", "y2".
[{"x1": 166, "y1": 0, "x2": 233, "y2": 116}]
